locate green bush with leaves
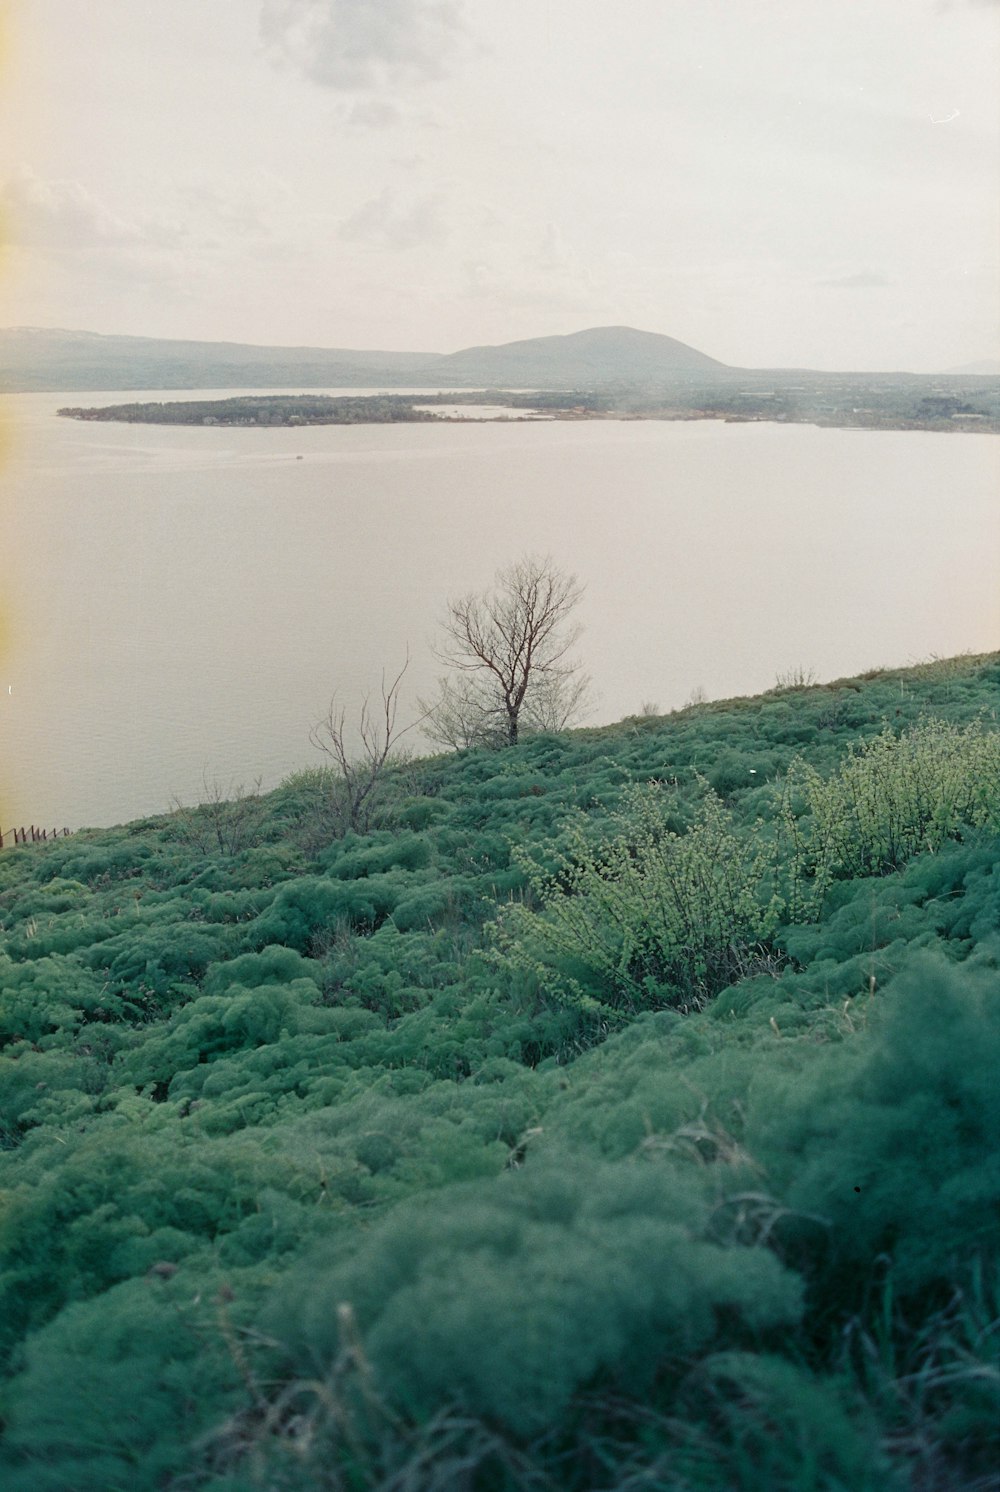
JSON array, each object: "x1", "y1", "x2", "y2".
[
  {"x1": 492, "y1": 783, "x2": 782, "y2": 1012},
  {"x1": 782, "y1": 717, "x2": 1000, "y2": 914}
]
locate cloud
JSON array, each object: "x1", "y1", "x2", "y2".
[
  {"x1": 0, "y1": 166, "x2": 145, "y2": 250},
  {"x1": 340, "y1": 97, "x2": 452, "y2": 133},
  {"x1": 0, "y1": 166, "x2": 203, "y2": 266},
  {"x1": 259, "y1": 0, "x2": 464, "y2": 91},
  {"x1": 339, "y1": 187, "x2": 449, "y2": 249},
  {"x1": 0, "y1": 166, "x2": 302, "y2": 265},
  {"x1": 0, "y1": 165, "x2": 306, "y2": 319},
  {"x1": 345, "y1": 98, "x2": 404, "y2": 129},
  {"x1": 534, "y1": 223, "x2": 593, "y2": 284},
  {"x1": 460, "y1": 224, "x2": 606, "y2": 319},
  {"x1": 817, "y1": 272, "x2": 892, "y2": 290},
  {"x1": 174, "y1": 174, "x2": 296, "y2": 251}
]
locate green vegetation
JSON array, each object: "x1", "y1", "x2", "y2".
[
  {"x1": 56, "y1": 394, "x2": 442, "y2": 426},
  {"x1": 56, "y1": 371, "x2": 1000, "y2": 433},
  {"x1": 1, "y1": 651, "x2": 999, "y2": 1490}
]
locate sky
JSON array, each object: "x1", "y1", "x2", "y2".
[{"x1": 1, "y1": 0, "x2": 998, "y2": 370}]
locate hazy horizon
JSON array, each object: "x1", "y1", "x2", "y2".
[{"x1": 2, "y1": 2, "x2": 998, "y2": 373}]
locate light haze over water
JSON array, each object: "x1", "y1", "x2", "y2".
[{"x1": 2, "y1": 392, "x2": 998, "y2": 830}]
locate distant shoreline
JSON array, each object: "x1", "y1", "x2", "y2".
[{"x1": 56, "y1": 388, "x2": 999, "y2": 435}]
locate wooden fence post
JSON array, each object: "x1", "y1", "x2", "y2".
[{"x1": 0, "y1": 823, "x2": 73, "y2": 850}]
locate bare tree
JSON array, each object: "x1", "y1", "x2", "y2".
[
  {"x1": 309, "y1": 653, "x2": 425, "y2": 834},
  {"x1": 424, "y1": 555, "x2": 589, "y2": 748}
]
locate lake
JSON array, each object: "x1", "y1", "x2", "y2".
[{"x1": 1, "y1": 390, "x2": 997, "y2": 829}]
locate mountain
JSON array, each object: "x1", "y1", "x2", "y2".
[
  {"x1": 433, "y1": 325, "x2": 729, "y2": 385},
  {"x1": 0, "y1": 323, "x2": 728, "y2": 393},
  {"x1": 0, "y1": 326, "x2": 443, "y2": 393}
]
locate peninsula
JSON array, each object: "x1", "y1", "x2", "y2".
[
  {"x1": 4, "y1": 323, "x2": 994, "y2": 432},
  {"x1": 58, "y1": 376, "x2": 1000, "y2": 434}
]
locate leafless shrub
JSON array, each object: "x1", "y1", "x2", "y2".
[
  {"x1": 774, "y1": 665, "x2": 817, "y2": 689},
  {"x1": 310, "y1": 654, "x2": 427, "y2": 836}
]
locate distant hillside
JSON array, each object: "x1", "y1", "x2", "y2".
[
  {"x1": 433, "y1": 325, "x2": 729, "y2": 385},
  {"x1": 0, "y1": 323, "x2": 728, "y2": 393},
  {"x1": 0, "y1": 326, "x2": 443, "y2": 393}
]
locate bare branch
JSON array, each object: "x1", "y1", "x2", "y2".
[
  {"x1": 429, "y1": 555, "x2": 587, "y2": 747},
  {"x1": 310, "y1": 650, "x2": 429, "y2": 835}
]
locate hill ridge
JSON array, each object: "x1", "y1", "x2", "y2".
[{"x1": 0, "y1": 321, "x2": 727, "y2": 391}]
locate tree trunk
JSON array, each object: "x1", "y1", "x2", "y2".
[{"x1": 506, "y1": 708, "x2": 518, "y2": 746}]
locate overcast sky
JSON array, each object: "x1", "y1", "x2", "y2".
[{"x1": 2, "y1": 0, "x2": 998, "y2": 369}]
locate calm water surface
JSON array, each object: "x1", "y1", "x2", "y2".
[{"x1": 2, "y1": 390, "x2": 998, "y2": 828}]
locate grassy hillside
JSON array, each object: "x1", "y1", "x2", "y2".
[{"x1": 1, "y1": 653, "x2": 998, "y2": 1491}]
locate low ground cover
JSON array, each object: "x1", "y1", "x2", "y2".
[{"x1": 1, "y1": 652, "x2": 998, "y2": 1490}]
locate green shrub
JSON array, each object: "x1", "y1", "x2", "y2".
[
  {"x1": 0, "y1": 956, "x2": 122, "y2": 1048},
  {"x1": 0, "y1": 1275, "x2": 236, "y2": 1492},
  {"x1": 492, "y1": 783, "x2": 782, "y2": 1013},
  {"x1": 248, "y1": 873, "x2": 411, "y2": 949},
  {"x1": 747, "y1": 950, "x2": 1000, "y2": 1301},
  {"x1": 782, "y1": 718, "x2": 1000, "y2": 914},
  {"x1": 667, "y1": 1353, "x2": 891, "y2": 1492},
  {"x1": 262, "y1": 1154, "x2": 800, "y2": 1436}
]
